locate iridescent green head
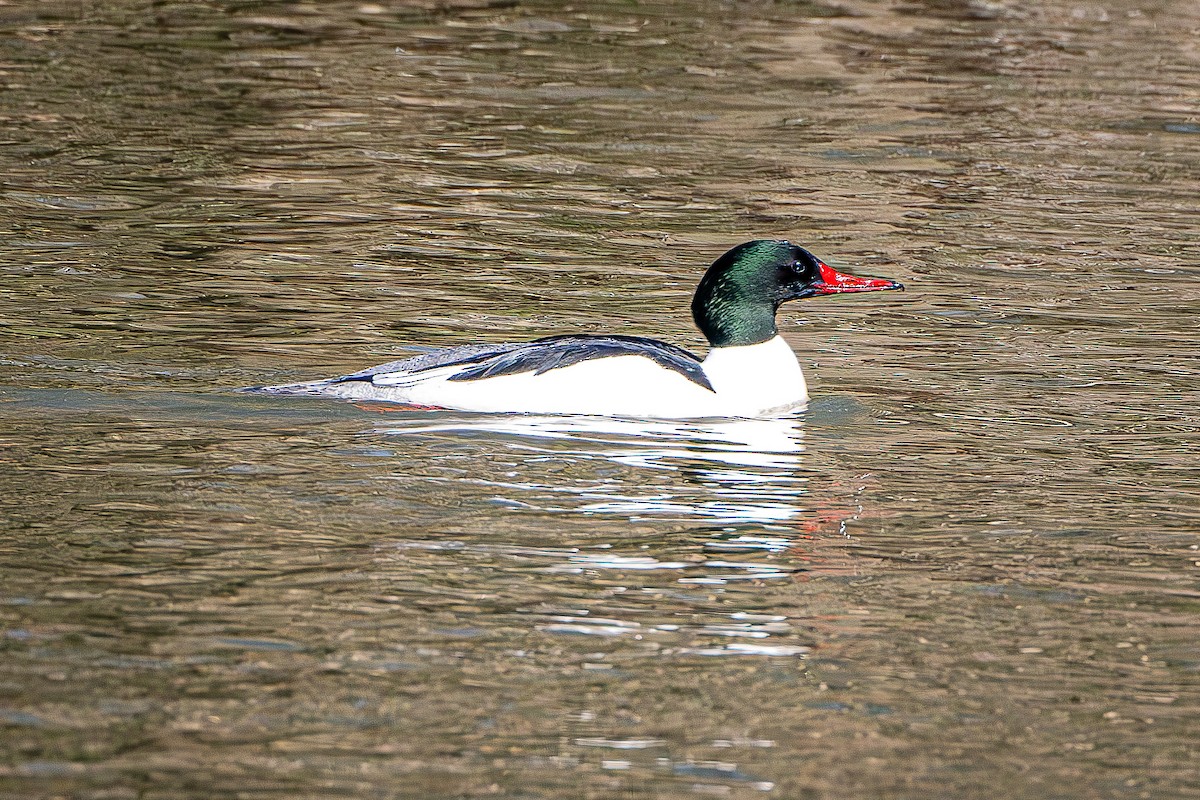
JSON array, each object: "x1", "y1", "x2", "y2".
[{"x1": 691, "y1": 240, "x2": 903, "y2": 348}]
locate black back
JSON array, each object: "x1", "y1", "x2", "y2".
[{"x1": 334, "y1": 335, "x2": 713, "y2": 393}]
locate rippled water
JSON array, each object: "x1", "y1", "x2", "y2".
[{"x1": 2, "y1": 1, "x2": 1198, "y2": 798}]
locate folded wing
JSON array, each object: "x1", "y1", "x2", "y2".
[{"x1": 344, "y1": 335, "x2": 713, "y2": 392}]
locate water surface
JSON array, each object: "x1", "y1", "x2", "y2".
[{"x1": 1, "y1": 1, "x2": 1198, "y2": 798}]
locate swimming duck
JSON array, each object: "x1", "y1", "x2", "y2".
[{"x1": 249, "y1": 240, "x2": 903, "y2": 418}]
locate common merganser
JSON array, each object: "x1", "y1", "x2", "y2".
[{"x1": 248, "y1": 240, "x2": 903, "y2": 418}]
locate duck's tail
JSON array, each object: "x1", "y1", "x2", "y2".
[{"x1": 237, "y1": 379, "x2": 336, "y2": 396}]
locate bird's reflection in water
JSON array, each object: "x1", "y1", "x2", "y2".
[
  {"x1": 3, "y1": 390, "x2": 848, "y2": 662},
  {"x1": 376, "y1": 414, "x2": 809, "y2": 526},
  {"x1": 375, "y1": 412, "x2": 868, "y2": 653}
]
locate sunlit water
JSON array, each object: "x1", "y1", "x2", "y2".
[{"x1": 2, "y1": 1, "x2": 1198, "y2": 798}]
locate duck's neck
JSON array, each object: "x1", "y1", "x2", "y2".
[{"x1": 691, "y1": 288, "x2": 779, "y2": 348}]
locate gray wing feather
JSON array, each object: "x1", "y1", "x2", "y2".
[
  {"x1": 447, "y1": 335, "x2": 714, "y2": 392},
  {"x1": 247, "y1": 336, "x2": 712, "y2": 395},
  {"x1": 331, "y1": 343, "x2": 526, "y2": 383}
]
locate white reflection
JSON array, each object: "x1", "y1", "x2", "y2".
[
  {"x1": 543, "y1": 552, "x2": 794, "y2": 581},
  {"x1": 374, "y1": 413, "x2": 827, "y2": 657},
  {"x1": 377, "y1": 414, "x2": 808, "y2": 525},
  {"x1": 380, "y1": 414, "x2": 803, "y2": 467}
]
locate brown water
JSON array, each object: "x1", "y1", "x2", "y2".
[{"x1": 2, "y1": 1, "x2": 1198, "y2": 798}]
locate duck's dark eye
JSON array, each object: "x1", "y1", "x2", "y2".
[{"x1": 790, "y1": 260, "x2": 808, "y2": 274}]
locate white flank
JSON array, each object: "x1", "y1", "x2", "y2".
[{"x1": 266, "y1": 335, "x2": 808, "y2": 419}]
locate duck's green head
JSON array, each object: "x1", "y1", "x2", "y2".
[{"x1": 691, "y1": 240, "x2": 903, "y2": 348}]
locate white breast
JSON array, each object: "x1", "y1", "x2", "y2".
[{"x1": 699, "y1": 336, "x2": 808, "y2": 416}]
